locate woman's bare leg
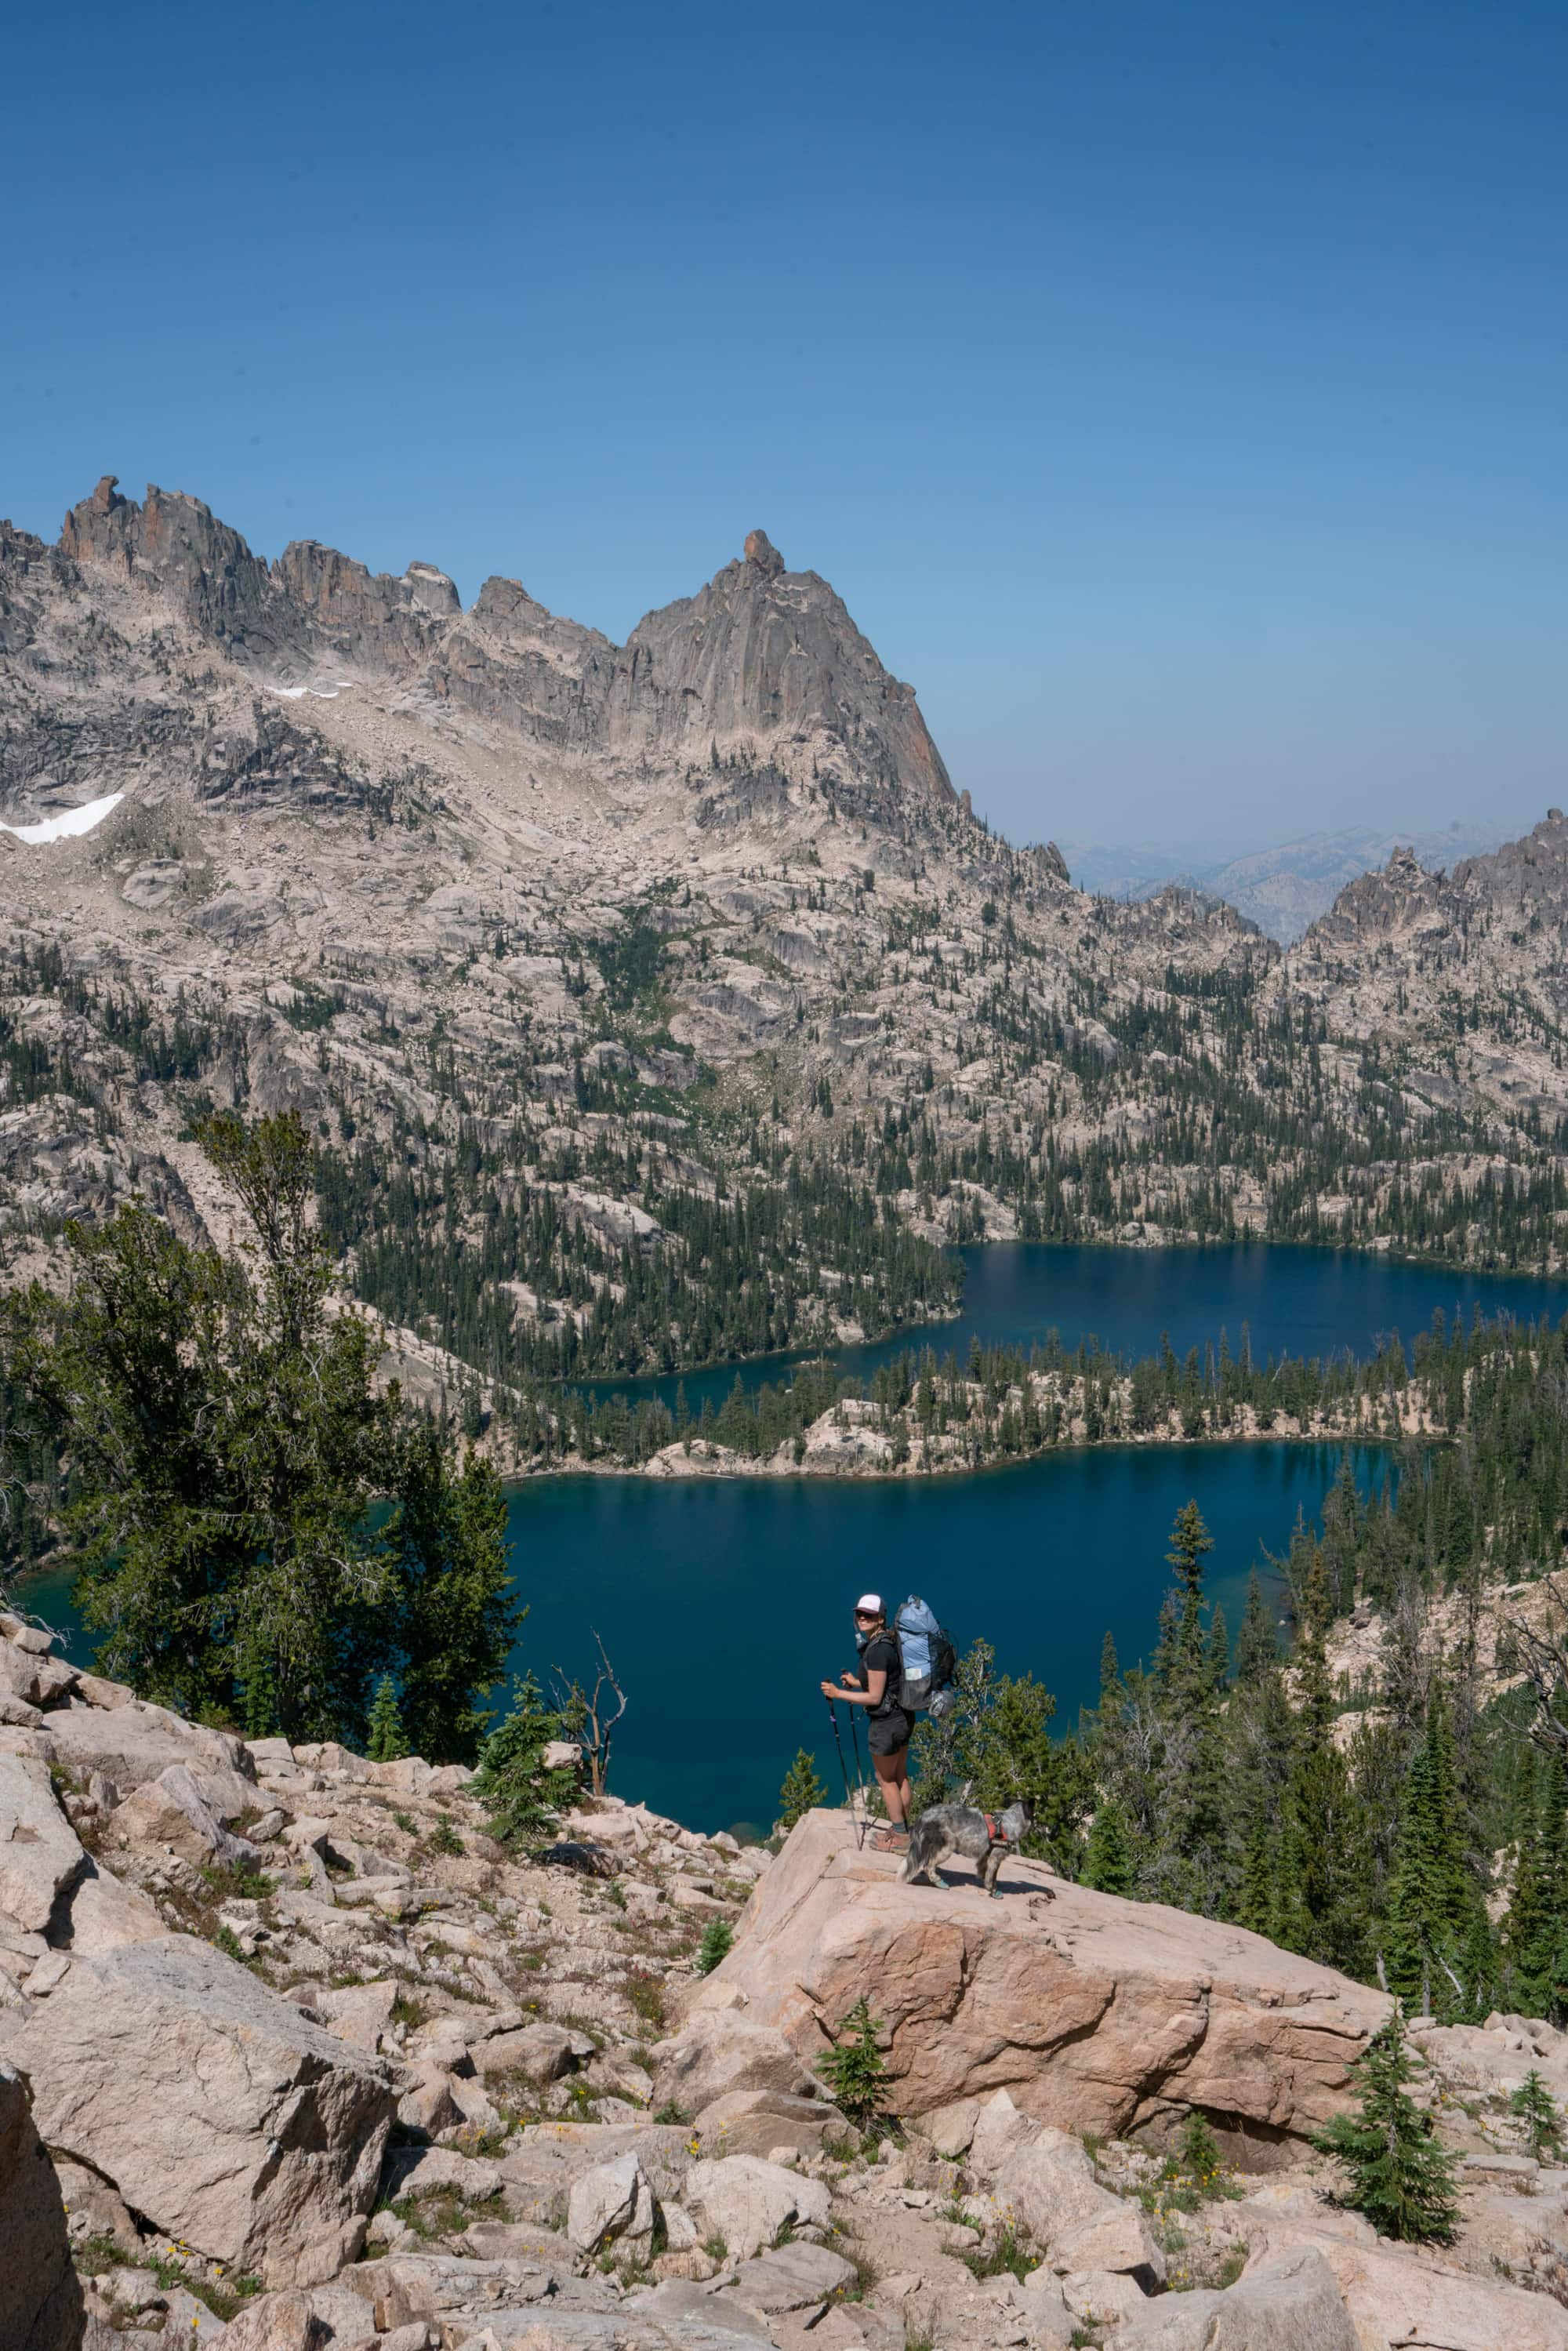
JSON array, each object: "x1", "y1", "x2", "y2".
[{"x1": 873, "y1": 1746, "x2": 910, "y2": 1827}]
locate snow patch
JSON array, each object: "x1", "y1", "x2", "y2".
[
  {"x1": 266, "y1": 679, "x2": 355, "y2": 702},
  {"x1": 1, "y1": 791, "x2": 125, "y2": 845}
]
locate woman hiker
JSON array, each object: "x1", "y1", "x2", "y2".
[{"x1": 820, "y1": 1592, "x2": 911, "y2": 1853}]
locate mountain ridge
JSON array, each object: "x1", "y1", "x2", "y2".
[{"x1": 2, "y1": 474, "x2": 1566, "y2": 1447}]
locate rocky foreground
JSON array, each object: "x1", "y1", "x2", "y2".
[{"x1": 6, "y1": 1612, "x2": 1568, "y2": 2349}]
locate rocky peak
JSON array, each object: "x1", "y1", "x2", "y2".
[
  {"x1": 60, "y1": 478, "x2": 289, "y2": 660},
  {"x1": 742, "y1": 527, "x2": 784, "y2": 577},
  {"x1": 48, "y1": 478, "x2": 953, "y2": 808},
  {"x1": 404, "y1": 558, "x2": 461, "y2": 616},
  {"x1": 610, "y1": 535, "x2": 954, "y2": 805}
]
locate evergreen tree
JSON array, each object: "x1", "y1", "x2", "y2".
[
  {"x1": 1285, "y1": 1568, "x2": 1373, "y2": 1976},
  {"x1": 1382, "y1": 1691, "x2": 1490, "y2": 2019},
  {"x1": 1236, "y1": 1572, "x2": 1278, "y2": 1683},
  {"x1": 1082, "y1": 1797, "x2": 1136, "y2": 1896},
  {"x1": 1312, "y1": 2008, "x2": 1459, "y2": 2244},
  {"x1": 1511, "y1": 2070, "x2": 1564, "y2": 2160},
  {"x1": 383, "y1": 1431, "x2": 518, "y2": 1763},
  {"x1": 696, "y1": 1917, "x2": 735, "y2": 1975},
  {"x1": 367, "y1": 1675, "x2": 408, "y2": 1761},
  {"x1": 1235, "y1": 1808, "x2": 1277, "y2": 1937},
  {"x1": 817, "y1": 1996, "x2": 890, "y2": 2133},
  {"x1": 3, "y1": 1110, "x2": 519, "y2": 1750},
  {"x1": 7, "y1": 1113, "x2": 399, "y2": 1739},
  {"x1": 778, "y1": 1748, "x2": 826, "y2": 1832},
  {"x1": 1097, "y1": 1630, "x2": 1123, "y2": 1718},
  {"x1": 1166, "y1": 1499, "x2": 1215, "y2": 1669},
  {"x1": 473, "y1": 1673, "x2": 577, "y2": 1845}
]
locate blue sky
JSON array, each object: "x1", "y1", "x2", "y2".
[{"x1": 4, "y1": 0, "x2": 1563, "y2": 854}]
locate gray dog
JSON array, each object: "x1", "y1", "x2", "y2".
[{"x1": 899, "y1": 1799, "x2": 1035, "y2": 1899}]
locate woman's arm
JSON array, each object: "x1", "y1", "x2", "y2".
[{"x1": 819, "y1": 1669, "x2": 888, "y2": 1707}]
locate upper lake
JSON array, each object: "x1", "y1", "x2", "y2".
[
  {"x1": 581, "y1": 1238, "x2": 1568, "y2": 1419},
  {"x1": 27, "y1": 1242, "x2": 1568, "y2": 1836}
]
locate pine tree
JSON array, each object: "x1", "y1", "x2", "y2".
[
  {"x1": 1083, "y1": 1797, "x2": 1136, "y2": 1896},
  {"x1": 1166, "y1": 1499, "x2": 1215, "y2": 1667},
  {"x1": 778, "y1": 1749, "x2": 826, "y2": 1832},
  {"x1": 696, "y1": 1917, "x2": 735, "y2": 1975},
  {"x1": 1383, "y1": 1691, "x2": 1488, "y2": 2019},
  {"x1": 1235, "y1": 1809, "x2": 1276, "y2": 1937},
  {"x1": 367, "y1": 1674, "x2": 408, "y2": 1761},
  {"x1": 1236, "y1": 1571, "x2": 1278, "y2": 1684},
  {"x1": 1511, "y1": 2070, "x2": 1564, "y2": 2160},
  {"x1": 1098, "y1": 1630, "x2": 1123, "y2": 1718},
  {"x1": 818, "y1": 1996, "x2": 890, "y2": 2132},
  {"x1": 472, "y1": 1673, "x2": 576, "y2": 1845},
  {"x1": 1279, "y1": 1572, "x2": 1373, "y2": 1975},
  {"x1": 1312, "y1": 2008, "x2": 1459, "y2": 2244}
]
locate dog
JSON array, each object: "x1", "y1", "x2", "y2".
[{"x1": 899, "y1": 1798, "x2": 1035, "y2": 1899}]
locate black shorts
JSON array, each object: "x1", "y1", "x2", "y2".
[{"x1": 868, "y1": 1706, "x2": 912, "y2": 1757}]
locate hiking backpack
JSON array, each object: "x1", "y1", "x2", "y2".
[{"x1": 891, "y1": 1596, "x2": 958, "y2": 1719}]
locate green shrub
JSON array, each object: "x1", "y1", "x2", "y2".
[
  {"x1": 1512, "y1": 2069, "x2": 1564, "y2": 2160},
  {"x1": 1312, "y1": 2008, "x2": 1458, "y2": 2244},
  {"x1": 817, "y1": 1995, "x2": 889, "y2": 2133},
  {"x1": 695, "y1": 1918, "x2": 734, "y2": 1975},
  {"x1": 471, "y1": 1673, "x2": 577, "y2": 1845}
]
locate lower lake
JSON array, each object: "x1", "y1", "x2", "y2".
[{"x1": 24, "y1": 1241, "x2": 1568, "y2": 1836}]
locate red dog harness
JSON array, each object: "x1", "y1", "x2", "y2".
[{"x1": 982, "y1": 1812, "x2": 1007, "y2": 1846}]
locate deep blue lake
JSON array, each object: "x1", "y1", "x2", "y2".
[
  {"x1": 27, "y1": 1241, "x2": 1568, "y2": 1837},
  {"x1": 581, "y1": 1237, "x2": 1568, "y2": 1419}
]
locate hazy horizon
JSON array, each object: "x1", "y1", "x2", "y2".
[{"x1": 7, "y1": 0, "x2": 1563, "y2": 855}]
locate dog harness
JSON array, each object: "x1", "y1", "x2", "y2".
[{"x1": 982, "y1": 1812, "x2": 1007, "y2": 1846}]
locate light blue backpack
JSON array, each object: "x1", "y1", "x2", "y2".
[{"x1": 891, "y1": 1596, "x2": 958, "y2": 1719}]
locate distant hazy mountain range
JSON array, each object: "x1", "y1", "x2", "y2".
[{"x1": 1062, "y1": 823, "x2": 1506, "y2": 942}]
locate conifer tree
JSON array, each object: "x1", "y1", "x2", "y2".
[
  {"x1": 1504, "y1": 1748, "x2": 1568, "y2": 2024},
  {"x1": 1083, "y1": 1797, "x2": 1136, "y2": 1896},
  {"x1": 696, "y1": 1917, "x2": 735, "y2": 1975},
  {"x1": 777, "y1": 1748, "x2": 826, "y2": 1832},
  {"x1": 1167, "y1": 1499, "x2": 1215, "y2": 1667},
  {"x1": 1236, "y1": 1571, "x2": 1278, "y2": 1683},
  {"x1": 1286, "y1": 1564, "x2": 1373, "y2": 1976},
  {"x1": 1383, "y1": 1691, "x2": 1490, "y2": 2019},
  {"x1": 1511, "y1": 2070, "x2": 1563, "y2": 2160},
  {"x1": 473, "y1": 1672, "x2": 576, "y2": 1846},
  {"x1": 1312, "y1": 2008, "x2": 1459, "y2": 2244},
  {"x1": 1235, "y1": 1808, "x2": 1277, "y2": 1938},
  {"x1": 367, "y1": 1674, "x2": 408, "y2": 1761},
  {"x1": 1098, "y1": 1630, "x2": 1123, "y2": 1718},
  {"x1": 818, "y1": 1996, "x2": 890, "y2": 2133}
]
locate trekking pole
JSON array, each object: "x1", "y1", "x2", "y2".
[
  {"x1": 847, "y1": 1705, "x2": 871, "y2": 1850},
  {"x1": 824, "y1": 1694, "x2": 867, "y2": 1850},
  {"x1": 825, "y1": 1694, "x2": 854, "y2": 1811}
]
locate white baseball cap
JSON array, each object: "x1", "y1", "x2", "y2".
[{"x1": 854, "y1": 1593, "x2": 884, "y2": 1615}]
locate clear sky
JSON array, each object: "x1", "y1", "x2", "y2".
[{"x1": 5, "y1": 0, "x2": 1563, "y2": 855}]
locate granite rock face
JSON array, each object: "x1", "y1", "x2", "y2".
[
  {"x1": 0, "y1": 1935, "x2": 395, "y2": 2286},
  {"x1": 695, "y1": 1808, "x2": 1389, "y2": 2157},
  {"x1": 57, "y1": 482, "x2": 953, "y2": 808},
  {"x1": 0, "y1": 2063, "x2": 83, "y2": 2351}
]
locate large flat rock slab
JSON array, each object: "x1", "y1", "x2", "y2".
[
  {"x1": 0, "y1": 1935, "x2": 395, "y2": 2287},
  {"x1": 704, "y1": 1808, "x2": 1390, "y2": 2157}
]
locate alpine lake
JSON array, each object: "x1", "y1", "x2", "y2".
[{"x1": 27, "y1": 1242, "x2": 1568, "y2": 1836}]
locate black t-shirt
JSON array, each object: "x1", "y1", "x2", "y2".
[{"x1": 861, "y1": 1630, "x2": 902, "y2": 1717}]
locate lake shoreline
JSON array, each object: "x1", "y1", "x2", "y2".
[{"x1": 496, "y1": 1401, "x2": 1413, "y2": 1489}]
